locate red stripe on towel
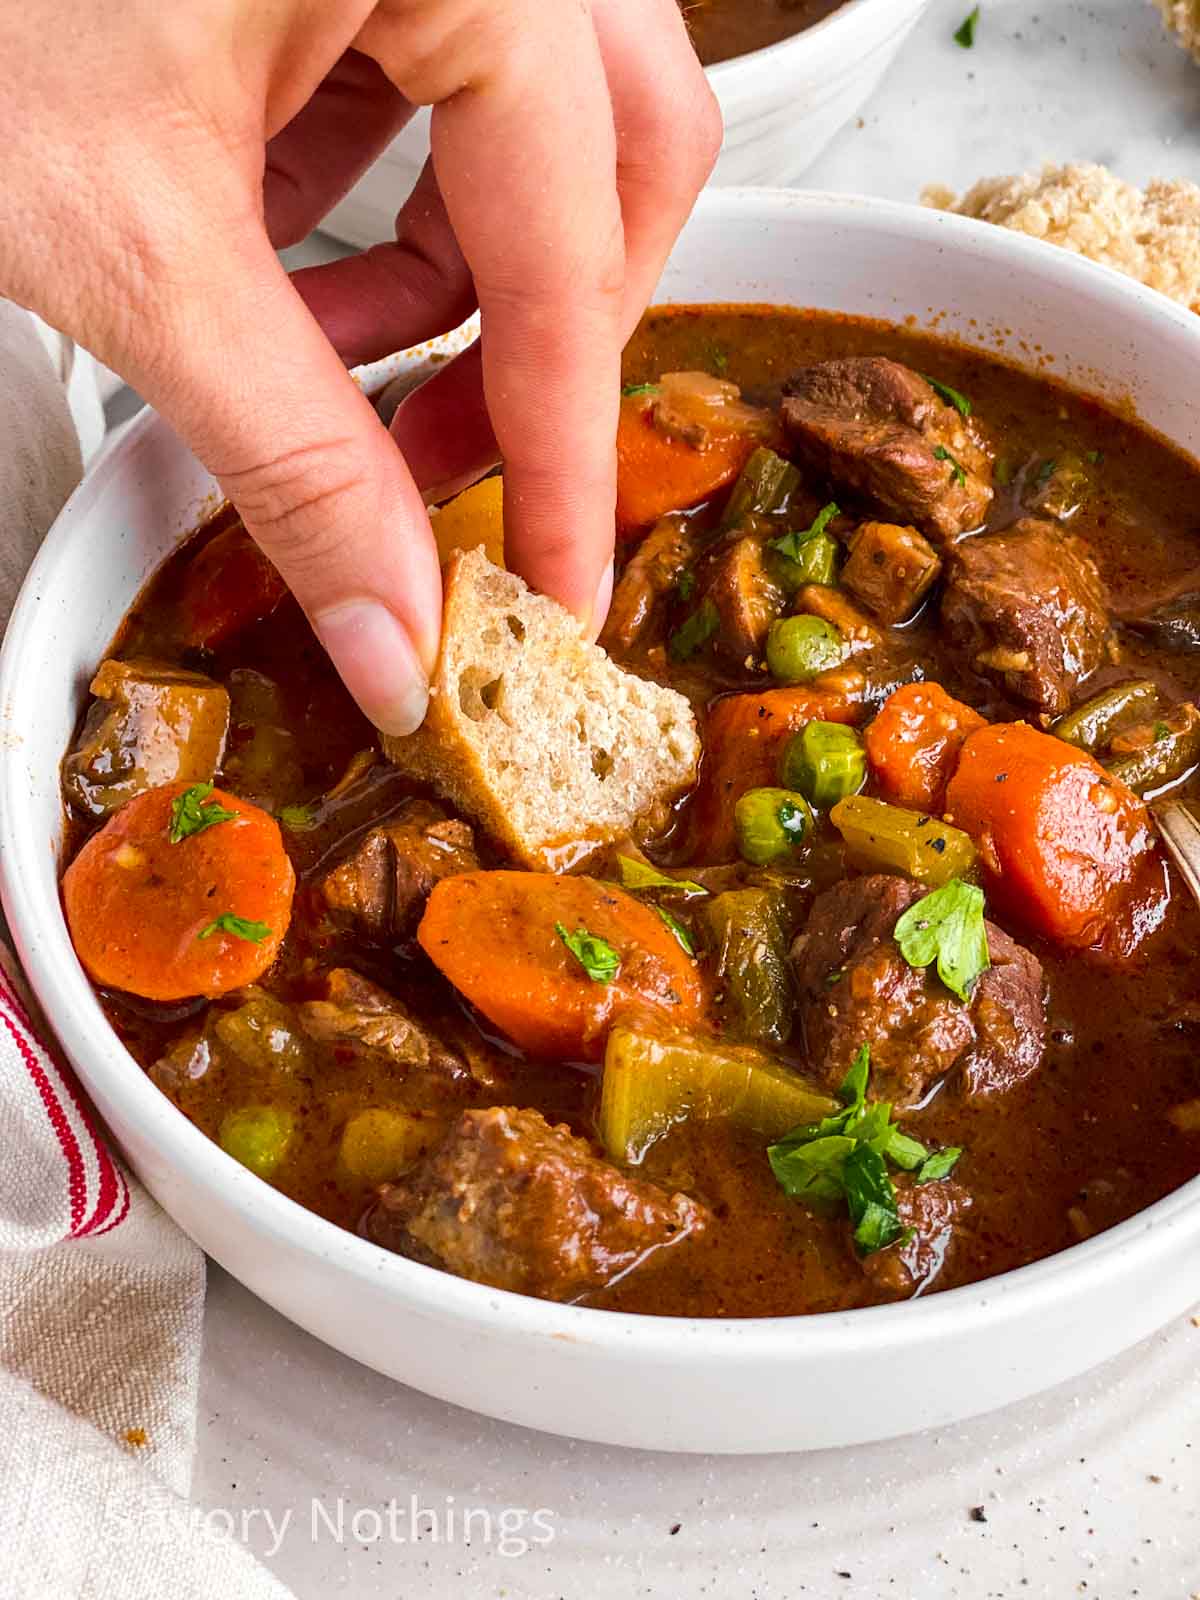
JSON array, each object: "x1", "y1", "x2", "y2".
[{"x1": 0, "y1": 1001, "x2": 85, "y2": 1234}]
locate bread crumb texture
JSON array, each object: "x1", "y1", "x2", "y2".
[
  {"x1": 923, "y1": 163, "x2": 1200, "y2": 313},
  {"x1": 384, "y1": 547, "x2": 700, "y2": 870},
  {"x1": 1152, "y1": 0, "x2": 1200, "y2": 60}
]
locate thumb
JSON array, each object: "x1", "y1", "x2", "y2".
[{"x1": 123, "y1": 227, "x2": 439, "y2": 738}]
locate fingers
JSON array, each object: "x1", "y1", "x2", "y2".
[
  {"x1": 389, "y1": 340, "x2": 501, "y2": 502},
  {"x1": 363, "y1": 0, "x2": 625, "y2": 631},
  {"x1": 126, "y1": 213, "x2": 440, "y2": 736},
  {"x1": 592, "y1": 0, "x2": 723, "y2": 334},
  {"x1": 263, "y1": 51, "x2": 413, "y2": 249},
  {"x1": 289, "y1": 159, "x2": 476, "y2": 368}
]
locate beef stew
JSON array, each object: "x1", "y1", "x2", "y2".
[{"x1": 59, "y1": 306, "x2": 1200, "y2": 1318}]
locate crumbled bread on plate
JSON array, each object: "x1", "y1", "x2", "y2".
[
  {"x1": 923, "y1": 162, "x2": 1200, "y2": 314},
  {"x1": 1152, "y1": 0, "x2": 1200, "y2": 63},
  {"x1": 383, "y1": 547, "x2": 700, "y2": 871}
]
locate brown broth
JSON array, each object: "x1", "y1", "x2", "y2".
[{"x1": 682, "y1": 0, "x2": 842, "y2": 66}]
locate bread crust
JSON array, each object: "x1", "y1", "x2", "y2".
[{"x1": 384, "y1": 548, "x2": 700, "y2": 869}]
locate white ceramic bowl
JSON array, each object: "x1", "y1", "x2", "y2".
[
  {"x1": 5, "y1": 190, "x2": 1200, "y2": 1455},
  {"x1": 321, "y1": 0, "x2": 930, "y2": 248}
]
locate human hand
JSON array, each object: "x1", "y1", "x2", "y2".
[{"x1": 1, "y1": 0, "x2": 720, "y2": 732}]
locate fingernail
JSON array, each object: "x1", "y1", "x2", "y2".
[
  {"x1": 588, "y1": 560, "x2": 614, "y2": 642},
  {"x1": 313, "y1": 600, "x2": 429, "y2": 737}
]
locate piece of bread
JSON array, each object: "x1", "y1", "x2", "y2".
[
  {"x1": 1152, "y1": 0, "x2": 1200, "y2": 63},
  {"x1": 383, "y1": 547, "x2": 700, "y2": 870},
  {"x1": 922, "y1": 163, "x2": 1200, "y2": 314}
]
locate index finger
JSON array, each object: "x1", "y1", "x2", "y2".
[{"x1": 367, "y1": 0, "x2": 625, "y2": 631}]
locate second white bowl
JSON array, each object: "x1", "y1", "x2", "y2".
[{"x1": 321, "y1": 0, "x2": 930, "y2": 248}]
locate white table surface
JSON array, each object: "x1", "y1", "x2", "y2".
[{"x1": 195, "y1": 2, "x2": 1200, "y2": 1594}]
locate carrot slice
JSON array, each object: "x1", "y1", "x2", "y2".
[
  {"x1": 944, "y1": 721, "x2": 1158, "y2": 948},
  {"x1": 63, "y1": 782, "x2": 295, "y2": 999},
  {"x1": 418, "y1": 872, "x2": 708, "y2": 1061},
  {"x1": 865, "y1": 682, "x2": 986, "y2": 811},
  {"x1": 691, "y1": 686, "x2": 861, "y2": 862},
  {"x1": 615, "y1": 395, "x2": 757, "y2": 539},
  {"x1": 181, "y1": 525, "x2": 288, "y2": 650}
]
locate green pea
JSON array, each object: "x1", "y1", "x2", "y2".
[
  {"x1": 218, "y1": 1104, "x2": 293, "y2": 1179},
  {"x1": 733, "y1": 786, "x2": 815, "y2": 867},
  {"x1": 766, "y1": 615, "x2": 846, "y2": 683},
  {"x1": 779, "y1": 721, "x2": 867, "y2": 810}
]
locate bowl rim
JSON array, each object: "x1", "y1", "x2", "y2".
[
  {"x1": 5, "y1": 186, "x2": 1200, "y2": 1363},
  {"x1": 704, "y1": 0, "x2": 928, "y2": 83}
]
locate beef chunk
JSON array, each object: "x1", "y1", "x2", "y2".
[
  {"x1": 791, "y1": 874, "x2": 1045, "y2": 1107},
  {"x1": 940, "y1": 518, "x2": 1110, "y2": 716},
  {"x1": 600, "y1": 515, "x2": 705, "y2": 653},
  {"x1": 365, "y1": 1106, "x2": 708, "y2": 1301},
  {"x1": 62, "y1": 657, "x2": 229, "y2": 819},
  {"x1": 318, "y1": 799, "x2": 479, "y2": 940},
  {"x1": 782, "y1": 358, "x2": 993, "y2": 541},
  {"x1": 298, "y1": 968, "x2": 471, "y2": 1081},
  {"x1": 859, "y1": 1175, "x2": 973, "y2": 1298},
  {"x1": 698, "y1": 532, "x2": 785, "y2": 662},
  {"x1": 841, "y1": 520, "x2": 942, "y2": 624}
]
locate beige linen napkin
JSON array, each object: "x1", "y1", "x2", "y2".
[{"x1": 0, "y1": 301, "x2": 293, "y2": 1600}]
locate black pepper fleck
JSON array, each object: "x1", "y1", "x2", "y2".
[{"x1": 969, "y1": 1505, "x2": 988, "y2": 1523}]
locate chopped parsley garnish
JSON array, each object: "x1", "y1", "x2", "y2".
[
  {"x1": 654, "y1": 905, "x2": 696, "y2": 956},
  {"x1": 278, "y1": 802, "x2": 318, "y2": 832},
  {"x1": 708, "y1": 343, "x2": 729, "y2": 375},
  {"x1": 933, "y1": 445, "x2": 967, "y2": 487},
  {"x1": 778, "y1": 800, "x2": 808, "y2": 839},
  {"x1": 922, "y1": 374, "x2": 972, "y2": 418},
  {"x1": 1154, "y1": 721, "x2": 1172, "y2": 741},
  {"x1": 767, "y1": 1044, "x2": 963, "y2": 1255},
  {"x1": 676, "y1": 568, "x2": 697, "y2": 604},
  {"x1": 894, "y1": 878, "x2": 990, "y2": 1003},
  {"x1": 668, "y1": 597, "x2": 719, "y2": 662},
  {"x1": 844, "y1": 1144, "x2": 904, "y2": 1253},
  {"x1": 622, "y1": 381, "x2": 658, "y2": 398},
  {"x1": 616, "y1": 856, "x2": 707, "y2": 896},
  {"x1": 994, "y1": 457, "x2": 1014, "y2": 488},
  {"x1": 1085, "y1": 449, "x2": 1105, "y2": 466},
  {"x1": 954, "y1": 5, "x2": 980, "y2": 47},
  {"x1": 198, "y1": 914, "x2": 271, "y2": 944},
  {"x1": 917, "y1": 1146, "x2": 964, "y2": 1184},
  {"x1": 169, "y1": 783, "x2": 237, "y2": 845},
  {"x1": 555, "y1": 922, "x2": 621, "y2": 984},
  {"x1": 1035, "y1": 456, "x2": 1058, "y2": 487},
  {"x1": 769, "y1": 501, "x2": 840, "y2": 564}
]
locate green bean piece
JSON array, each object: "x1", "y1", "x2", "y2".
[
  {"x1": 700, "y1": 888, "x2": 796, "y2": 1045},
  {"x1": 1051, "y1": 679, "x2": 1160, "y2": 753},
  {"x1": 766, "y1": 615, "x2": 846, "y2": 683},
  {"x1": 830, "y1": 795, "x2": 978, "y2": 887},
  {"x1": 722, "y1": 447, "x2": 800, "y2": 528},
  {"x1": 790, "y1": 531, "x2": 839, "y2": 589},
  {"x1": 779, "y1": 721, "x2": 867, "y2": 810},
  {"x1": 1106, "y1": 703, "x2": 1200, "y2": 796},
  {"x1": 767, "y1": 534, "x2": 838, "y2": 596},
  {"x1": 218, "y1": 1105, "x2": 294, "y2": 1179},
  {"x1": 733, "y1": 786, "x2": 815, "y2": 867}
]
